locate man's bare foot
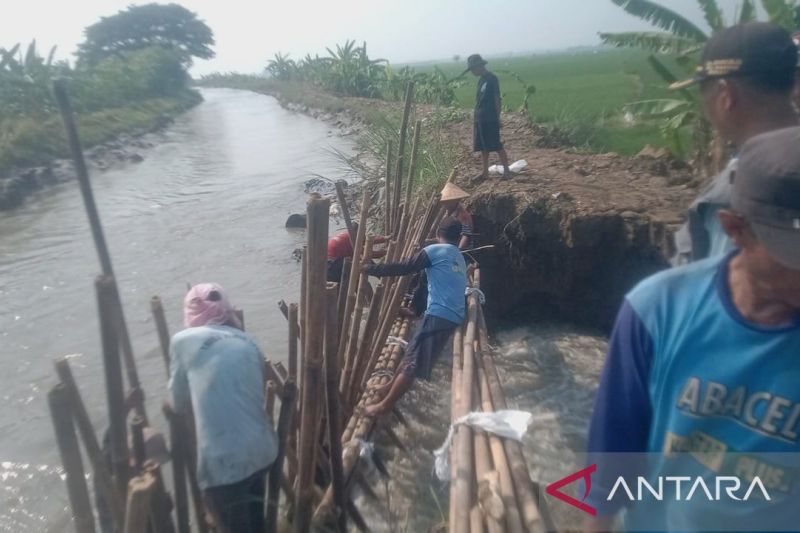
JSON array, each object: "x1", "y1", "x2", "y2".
[
  {"x1": 363, "y1": 402, "x2": 390, "y2": 418},
  {"x1": 398, "y1": 307, "x2": 416, "y2": 319},
  {"x1": 368, "y1": 381, "x2": 392, "y2": 402}
]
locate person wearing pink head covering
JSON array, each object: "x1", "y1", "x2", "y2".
[{"x1": 168, "y1": 283, "x2": 277, "y2": 533}]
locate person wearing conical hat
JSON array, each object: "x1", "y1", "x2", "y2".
[
  {"x1": 465, "y1": 54, "x2": 513, "y2": 182},
  {"x1": 440, "y1": 182, "x2": 473, "y2": 251}
]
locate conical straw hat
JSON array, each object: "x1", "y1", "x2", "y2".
[{"x1": 440, "y1": 182, "x2": 470, "y2": 202}]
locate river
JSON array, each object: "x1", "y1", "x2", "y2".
[{"x1": 0, "y1": 88, "x2": 607, "y2": 531}]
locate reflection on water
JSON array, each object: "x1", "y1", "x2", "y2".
[
  {"x1": 0, "y1": 88, "x2": 354, "y2": 530},
  {"x1": 360, "y1": 323, "x2": 608, "y2": 532}
]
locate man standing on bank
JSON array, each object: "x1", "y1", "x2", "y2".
[{"x1": 466, "y1": 54, "x2": 513, "y2": 182}]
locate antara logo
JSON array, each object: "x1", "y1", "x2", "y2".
[{"x1": 545, "y1": 464, "x2": 771, "y2": 516}]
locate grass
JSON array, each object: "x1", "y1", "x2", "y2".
[
  {"x1": 422, "y1": 48, "x2": 679, "y2": 155},
  {"x1": 0, "y1": 90, "x2": 201, "y2": 173}
]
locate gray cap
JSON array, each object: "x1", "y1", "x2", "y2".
[{"x1": 732, "y1": 126, "x2": 800, "y2": 269}]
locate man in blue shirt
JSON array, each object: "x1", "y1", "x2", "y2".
[
  {"x1": 362, "y1": 217, "x2": 467, "y2": 417},
  {"x1": 672, "y1": 23, "x2": 798, "y2": 264},
  {"x1": 585, "y1": 127, "x2": 800, "y2": 531},
  {"x1": 168, "y1": 283, "x2": 277, "y2": 533}
]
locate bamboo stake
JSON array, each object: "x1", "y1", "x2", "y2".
[
  {"x1": 96, "y1": 275, "x2": 130, "y2": 505},
  {"x1": 337, "y1": 258, "x2": 351, "y2": 332},
  {"x1": 404, "y1": 120, "x2": 422, "y2": 212},
  {"x1": 48, "y1": 384, "x2": 96, "y2": 533},
  {"x1": 385, "y1": 140, "x2": 393, "y2": 233},
  {"x1": 393, "y1": 81, "x2": 415, "y2": 234},
  {"x1": 325, "y1": 284, "x2": 347, "y2": 533},
  {"x1": 288, "y1": 303, "x2": 299, "y2": 381},
  {"x1": 476, "y1": 305, "x2": 544, "y2": 533},
  {"x1": 163, "y1": 406, "x2": 190, "y2": 533},
  {"x1": 341, "y1": 235, "x2": 374, "y2": 385},
  {"x1": 335, "y1": 181, "x2": 355, "y2": 246},
  {"x1": 294, "y1": 196, "x2": 330, "y2": 533},
  {"x1": 150, "y1": 296, "x2": 171, "y2": 375},
  {"x1": 53, "y1": 80, "x2": 145, "y2": 421},
  {"x1": 123, "y1": 472, "x2": 157, "y2": 533},
  {"x1": 55, "y1": 358, "x2": 124, "y2": 529},
  {"x1": 265, "y1": 379, "x2": 297, "y2": 533},
  {"x1": 131, "y1": 417, "x2": 147, "y2": 473},
  {"x1": 337, "y1": 190, "x2": 371, "y2": 364},
  {"x1": 266, "y1": 381, "x2": 277, "y2": 421},
  {"x1": 449, "y1": 328, "x2": 463, "y2": 528}
]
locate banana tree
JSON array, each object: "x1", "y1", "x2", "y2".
[{"x1": 600, "y1": 0, "x2": 799, "y2": 176}]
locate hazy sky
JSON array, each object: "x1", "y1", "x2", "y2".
[{"x1": 2, "y1": 0, "x2": 752, "y2": 75}]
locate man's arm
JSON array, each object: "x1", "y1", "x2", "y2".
[
  {"x1": 365, "y1": 249, "x2": 430, "y2": 277},
  {"x1": 584, "y1": 299, "x2": 654, "y2": 526},
  {"x1": 493, "y1": 76, "x2": 502, "y2": 117}
]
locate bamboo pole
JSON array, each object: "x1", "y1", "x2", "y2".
[
  {"x1": 265, "y1": 379, "x2": 297, "y2": 533},
  {"x1": 451, "y1": 290, "x2": 479, "y2": 533},
  {"x1": 404, "y1": 120, "x2": 422, "y2": 212},
  {"x1": 55, "y1": 358, "x2": 124, "y2": 529},
  {"x1": 288, "y1": 303, "x2": 299, "y2": 381},
  {"x1": 337, "y1": 258, "x2": 351, "y2": 332},
  {"x1": 340, "y1": 235, "x2": 374, "y2": 389},
  {"x1": 470, "y1": 507, "x2": 485, "y2": 533},
  {"x1": 53, "y1": 80, "x2": 145, "y2": 421},
  {"x1": 337, "y1": 190, "x2": 371, "y2": 364},
  {"x1": 324, "y1": 283, "x2": 347, "y2": 533},
  {"x1": 335, "y1": 181, "x2": 355, "y2": 246},
  {"x1": 385, "y1": 140, "x2": 393, "y2": 233},
  {"x1": 150, "y1": 296, "x2": 171, "y2": 375},
  {"x1": 96, "y1": 275, "x2": 130, "y2": 505},
  {"x1": 348, "y1": 281, "x2": 386, "y2": 399},
  {"x1": 163, "y1": 406, "x2": 190, "y2": 533},
  {"x1": 294, "y1": 196, "x2": 330, "y2": 533},
  {"x1": 449, "y1": 328, "x2": 463, "y2": 528},
  {"x1": 131, "y1": 416, "x2": 147, "y2": 473},
  {"x1": 476, "y1": 305, "x2": 543, "y2": 533},
  {"x1": 123, "y1": 472, "x2": 157, "y2": 533},
  {"x1": 478, "y1": 366, "x2": 524, "y2": 533},
  {"x1": 393, "y1": 81, "x2": 415, "y2": 234},
  {"x1": 266, "y1": 381, "x2": 277, "y2": 421},
  {"x1": 48, "y1": 384, "x2": 96, "y2": 533}
]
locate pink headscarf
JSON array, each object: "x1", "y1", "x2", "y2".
[{"x1": 183, "y1": 283, "x2": 241, "y2": 329}]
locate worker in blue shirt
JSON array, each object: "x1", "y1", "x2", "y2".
[
  {"x1": 585, "y1": 127, "x2": 800, "y2": 532},
  {"x1": 672, "y1": 23, "x2": 798, "y2": 264},
  {"x1": 362, "y1": 217, "x2": 467, "y2": 417}
]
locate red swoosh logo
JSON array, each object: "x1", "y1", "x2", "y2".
[{"x1": 545, "y1": 464, "x2": 597, "y2": 516}]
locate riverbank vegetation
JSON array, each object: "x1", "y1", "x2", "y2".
[{"x1": 0, "y1": 3, "x2": 213, "y2": 176}]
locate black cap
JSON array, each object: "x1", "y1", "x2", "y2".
[
  {"x1": 670, "y1": 22, "x2": 797, "y2": 90},
  {"x1": 438, "y1": 216, "x2": 463, "y2": 242},
  {"x1": 463, "y1": 53, "x2": 488, "y2": 74},
  {"x1": 732, "y1": 126, "x2": 800, "y2": 269}
]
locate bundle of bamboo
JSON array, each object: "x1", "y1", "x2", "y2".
[{"x1": 448, "y1": 270, "x2": 551, "y2": 533}]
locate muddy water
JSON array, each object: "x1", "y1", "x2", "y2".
[
  {"x1": 0, "y1": 87, "x2": 608, "y2": 532},
  {"x1": 0, "y1": 88, "x2": 354, "y2": 531},
  {"x1": 359, "y1": 324, "x2": 607, "y2": 531}
]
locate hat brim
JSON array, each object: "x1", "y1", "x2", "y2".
[
  {"x1": 669, "y1": 76, "x2": 704, "y2": 91},
  {"x1": 751, "y1": 221, "x2": 800, "y2": 270}
]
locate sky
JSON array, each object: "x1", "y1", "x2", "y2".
[{"x1": 1, "y1": 0, "x2": 753, "y2": 76}]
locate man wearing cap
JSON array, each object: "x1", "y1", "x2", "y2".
[
  {"x1": 673, "y1": 22, "x2": 798, "y2": 264},
  {"x1": 362, "y1": 217, "x2": 468, "y2": 416},
  {"x1": 584, "y1": 127, "x2": 800, "y2": 531},
  {"x1": 466, "y1": 53, "x2": 513, "y2": 182},
  {"x1": 167, "y1": 283, "x2": 278, "y2": 533},
  {"x1": 327, "y1": 223, "x2": 390, "y2": 282}
]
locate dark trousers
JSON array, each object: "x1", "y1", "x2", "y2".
[
  {"x1": 203, "y1": 468, "x2": 267, "y2": 533},
  {"x1": 401, "y1": 314, "x2": 460, "y2": 380}
]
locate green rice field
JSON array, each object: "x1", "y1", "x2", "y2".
[{"x1": 423, "y1": 48, "x2": 685, "y2": 155}]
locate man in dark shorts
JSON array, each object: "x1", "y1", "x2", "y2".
[
  {"x1": 466, "y1": 53, "x2": 512, "y2": 182},
  {"x1": 362, "y1": 217, "x2": 467, "y2": 416}
]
